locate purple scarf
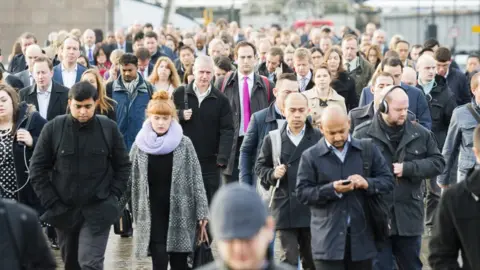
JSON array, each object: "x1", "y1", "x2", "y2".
[{"x1": 135, "y1": 120, "x2": 183, "y2": 155}]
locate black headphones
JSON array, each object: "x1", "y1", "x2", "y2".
[{"x1": 378, "y1": 85, "x2": 408, "y2": 114}]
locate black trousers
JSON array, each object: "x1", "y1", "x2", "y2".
[
  {"x1": 150, "y1": 242, "x2": 189, "y2": 270},
  {"x1": 222, "y1": 136, "x2": 243, "y2": 184},
  {"x1": 314, "y1": 229, "x2": 372, "y2": 270},
  {"x1": 200, "y1": 160, "x2": 222, "y2": 205},
  {"x1": 277, "y1": 228, "x2": 315, "y2": 270}
]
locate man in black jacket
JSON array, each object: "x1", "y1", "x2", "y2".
[
  {"x1": 29, "y1": 81, "x2": 131, "y2": 270},
  {"x1": 353, "y1": 86, "x2": 445, "y2": 270},
  {"x1": 257, "y1": 47, "x2": 294, "y2": 84},
  {"x1": 255, "y1": 93, "x2": 321, "y2": 270},
  {"x1": 428, "y1": 125, "x2": 480, "y2": 270},
  {"x1": 19, "y1": 56, "x2": 69, "y2": 121},
  {"x1": 0, "y1": 199, "x2": 56, "y2": 270},
  {"x1": 173, "y1": 55, "x2": 234, "y2": 203},
  {"x1": 416, "y1": 54, "x2": 457, "y2": 232}
]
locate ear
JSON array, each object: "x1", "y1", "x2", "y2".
[
  {"x1": 473, "y1": 147, "x2": 480, "y2": 164},
  {"x1": 370, "y1": 85, "x2": 374, "y2": 94},
  {"x1": 273, "y1": 87, "x2": 279, "y2": 97}
]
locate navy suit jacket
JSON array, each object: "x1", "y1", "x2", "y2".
[
  {"x1": 52, "y1": 64, "x2": 87, "y2": 87},
  {"x1": 358, "y1": 82, "x2": 432, "y2": 130}
]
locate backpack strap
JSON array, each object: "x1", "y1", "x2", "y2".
[
  {"x1": 220, "y1": 71, "x2": 234, "y2": 93},
  {"x1": 359, "y1": 138, "x2": 373, "y2": 177},
  {"x1": 53, "y1": 115, "x2": 68, "y2": 160},
  {"x1": 260, "y1": 75, "x2": 271, "y2": 102},
  {"x1": 145, "y1": 83, "x2": 154, "y2": 99},
  {"x1": 466, "y1": 103, "x2": 480, "y2": 123},
  {"x1": 96, "y1": 115, "x2": 113, "y2": 157},
  {"x1": 269, "y1": 129, "x2": 282, "y2": 166}
]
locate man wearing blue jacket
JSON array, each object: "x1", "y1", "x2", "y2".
[{"x1": 358, "y1": 57, "x2": 431, "y2": 130}]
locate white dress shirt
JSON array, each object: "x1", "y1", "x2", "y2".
[
  {"x1": 61, "y1": 64, "x2": 77, "y2": 88},
  {"x1": 238, "y1": 72, "x2": 254, "y2": 136},
  {"x1": 37, "y1": 82, "x2": 52, "y2": 119}
]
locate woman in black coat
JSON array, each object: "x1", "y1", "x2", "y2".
[
  {"x1": 0, "y1": 84, "x2": 47, "y2": 214},
  {"x1": 324, "y1": 47, "x2": 358, "y2": 111}
]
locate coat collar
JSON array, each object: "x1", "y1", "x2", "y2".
[{"x1": 316, "y1": 136, "x2": 363, "y2": 157}]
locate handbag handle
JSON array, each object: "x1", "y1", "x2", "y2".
[{"x1": 198, "y1": 225, "x2": 210, "y2": 245}]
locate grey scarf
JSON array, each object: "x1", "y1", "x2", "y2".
[{"x1": 122, "y1": 75, "x2": 140, "y2": 96}]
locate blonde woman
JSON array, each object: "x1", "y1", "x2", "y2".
[
  {"x1": 148, "y1": 56, "x2": 181, "y2": 94},
  {"x1": 304, "y1": 65, "x2": 346, "y2": 128},
  {"x1": 81, "y1": 69, "x2": 117, "y2": 120},
  {"x1": 105, "y1": 49, "x2": 125, "y2": 82}
]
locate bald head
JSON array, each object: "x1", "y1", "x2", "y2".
[
  {"x1": 285, "y1": 92, "x2": 308, "y2": 108},
  {"x1": 25, "y1": 44, "x2": 44, "y2": 71},
  {"x1": 381, "y1": 86, "x2": 409, "y2": 126},
  {"x1": 416, "y1": 54, "x2": 436, "y2": 83},
  {"x1": 321, "y1": 105, "x2": 348, "y2": 125},
  {"x1": 384, "y1": 86, "x2": 409, "y2": 103},
  {"x1": 401, "y1": 67, "x2": 417, "y2": 86},
  {"x1": 284, "y1": 93, "x2": 309, "y2": 130},
  {"x1": 83, "y1": 29, "x2": 96, "y2": 47}
]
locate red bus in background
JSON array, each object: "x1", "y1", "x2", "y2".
[{"x1": 292, "y1": 19, "x2": 334, "y2": 30}]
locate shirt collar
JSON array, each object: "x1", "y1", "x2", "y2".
[
  {"x1": 238, "y1": 71, "x2": 254, "y2": 82},
  {"x1": 325, "y1": 135, "x2": 351, "y2": 149},
  {"x1": 286, "y1": 124, "x2": 306, "y2": 137},
  {"x1": 193, "y1": 82, "x2": 211, "y2": 96},
  {"x1": 297, "y1": 70, "x2": 312, "y2": 81},
  {"x1": 347, "y1": 57, "x2": 359, "y2": 70},
  {"x1": 38, "y1": 82, "x2": 53, "y2": 94},
  {"x1": 61, "y1": 63, "x2": 78, "y2": 72},
  {"x1": 274, "y1": 103, "x2": 283, "y2": 116}
]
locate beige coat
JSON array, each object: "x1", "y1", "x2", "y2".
[{"x1": 303, "y1": 88, "x2": 347, "y2": 128}]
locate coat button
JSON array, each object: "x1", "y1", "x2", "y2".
[
  {"x1": 288, "y1": 164, "x2": 291, "y2": 167},
  {"x1": 61, "y1": 150, "x2": 64, "y2": 154},
  {"x1": 415, "y1": 150, "x2": 418, "y2": 154},
  {"x1": 339, "y1": 232, "x2": 344, "y2": 235}
]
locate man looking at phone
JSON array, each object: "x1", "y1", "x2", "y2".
[
  {"x1": 257, "y1": 47, "x2": 294, "y2": 84},
  {"x1": 353, "y1": 86, "x2": 445, "y2": 270},
  {"x1": 296, "y1": 105, "x2": 394, "y2": 270},
  {"x1": 254, "y1": 93, "x2": 321, "y2": 269}
]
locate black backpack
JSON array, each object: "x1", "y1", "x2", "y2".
[{"x1": 360, "y1": 139, "x2": 391, "y2": 247}]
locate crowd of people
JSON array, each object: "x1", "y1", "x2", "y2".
[{"x1": 0, "y1": 18, "x2": 480, "y2": 270}]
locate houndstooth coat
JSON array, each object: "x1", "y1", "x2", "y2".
[{"x1": 120, "y1": 136, "x2": 209, "y2": 258}]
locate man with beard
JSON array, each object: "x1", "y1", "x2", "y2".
[
  {"x1": 107, "y1": 53, "x2": 154, "y2": 151},
  {"x1": 353, "y1": 86, "x2": 445, "y2": 270}
]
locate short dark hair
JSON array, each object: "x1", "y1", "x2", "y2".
[
  {"x1": 20, "y1": 32, "x2": 37, "y2": 43},
  {"x1": 310, "y1": 47, "x2": 324, "y2": 56},
  {"x1": 434, "y1": 47, "x2": 452, "y2": 62},
  {"x1": 381, "y1": 57, "x2": 403, "y2": 71},
  {"x1": 424, "y1": 38, "x2": 440, "y2": 49},
  {"x1": 468, "y1": 53, "x2": 480, "y2": 62},
  {"x1": 144, "y1": 23, "x2": 153, "y2": 29},
  {"x1": 133, "y1": 32, "x2": 144, "y2": 43},
  {"x1": 119, "y1": 53, "x2": 138, "y2": 67},
  {"x1": 178, "y1": 45, "x2": 195, "y2": 55},
  {"x1": 268, "y1": 47, "x2": 284, "y2": 61},
  {"x1": 419, "y1": 47, "x2": 434, "y2": 56},
  {"x1": 144, "y1": 31, "x2": 158, "y2": 41},
  {"x1": 395, "y1": 40, "x2": 410, "y2": 48},
  {"x1": 135, "y1": 47, "x2": 151, "y2": 61},
  {"x1": 474, "y1": 124, "x2": 480, "y2": 148},
  {"x1": 69, "y1": 81, "x2": 98, "y2": 101},
  {"x1": 213, "y1": 56, "x2": 233, "y2": 72},
  {"x1": 234, "y1": 41, "x2": 257, "y2": 58}
]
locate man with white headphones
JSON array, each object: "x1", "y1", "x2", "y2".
[{"x1": 353, "y1": 85, "x2": 445, "y2": 270}]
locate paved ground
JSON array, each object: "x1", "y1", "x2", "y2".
[{"x1": 53, "y1": 230, "x2": 432, "y2": 269}]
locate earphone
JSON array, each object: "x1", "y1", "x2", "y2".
[{"x1": 378, "y1": 85, "x2": 408, "y2": 114}]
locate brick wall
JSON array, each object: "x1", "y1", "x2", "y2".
[{"x1": 0, "y1": 0, "x2": 114, "y2": 67}]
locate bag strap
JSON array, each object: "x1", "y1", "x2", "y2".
[
  {"x1": 269, "y1": 129, "x2": 282, "y2": 167},
  {"x1": 183, "y1": 86, "x2": 189, "y2": 110},
  {"x1": 220, "y1": 71, "x2": 234, "y2": 93},
  {"x1": 96, "y1": 115, "x2": 113, "y2": 157},
  {"x1": 260, "y1": 76, "x2": 271, "y2": 102},
  {"x1": 359, "y1": 138, "x2": 373, "y2": 177},
  {"x1": 466, "y1": 103, "x2": 480, "y2": 123},
  {"x1": 53, "y1": 116, "x2": 68, "y2": 160}
]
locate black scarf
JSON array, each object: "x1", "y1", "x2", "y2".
[{"x1": 377, "y1": 113, "x2": 405, "y2": 148}]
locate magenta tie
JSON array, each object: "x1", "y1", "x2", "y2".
[{"x1": 243, "y1": 76, "x2": 251, "y2": 132}]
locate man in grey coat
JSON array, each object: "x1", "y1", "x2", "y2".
[
  {"x1": 198, "y1": 183, "x2": 294, "y2": 270},
  {"x1": 353, "y1": 86, "x2": 445, "y2": 270}
]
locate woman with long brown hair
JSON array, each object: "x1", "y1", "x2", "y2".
[
  {"x1": 81, "y1": 69, "x2": 116, "y2": 120},
  {"x1": 366, "y1": 45, "x2": 383, "y2": 69},
  {"x1": 323, "y1": 47, "x2": 358, "y2": 111},
  {"x1": 148, "y1": 56, "x2": 181, "y2": 94}
]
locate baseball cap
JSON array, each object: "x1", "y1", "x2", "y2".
[{"x1": 210, "y1": 183, "x2": 268, "y2": 240}]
